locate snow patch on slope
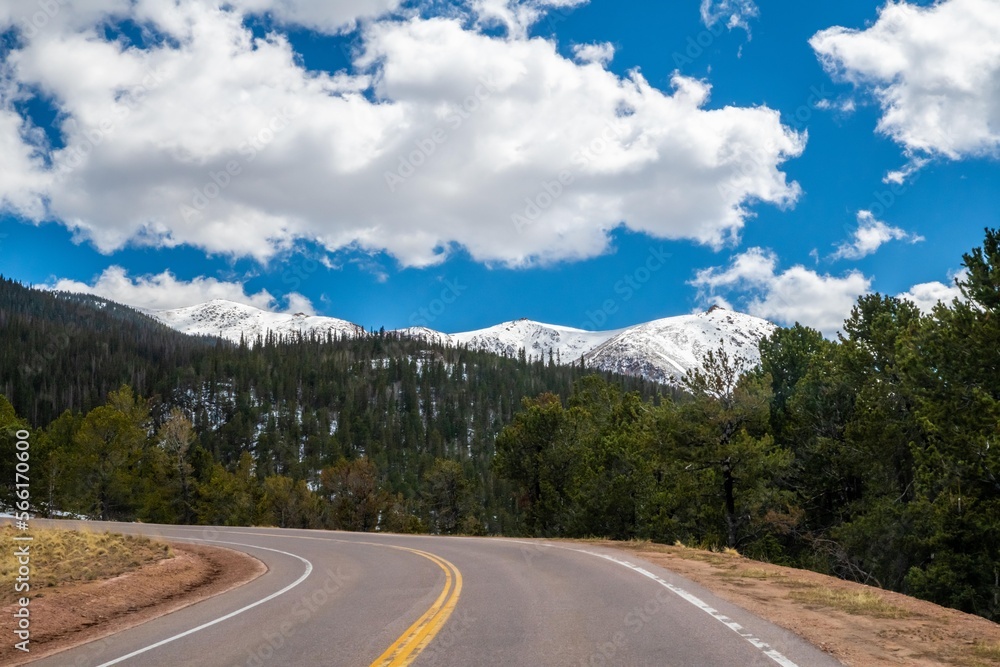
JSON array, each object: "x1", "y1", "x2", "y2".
[{"x1": 449, "y1": 319, "x2": 625, "y2": 363}]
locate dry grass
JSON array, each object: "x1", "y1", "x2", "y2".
[
  {"x1": 0, "y1": 526, "x2": 172, "y2": 604},
  {"x1": 788, "y1": 586, "x2": 911, "y2": 619},
  {"x1": 972, "y1": 642, "x2": 1000, "y2": 661},
  {"x1": 720, "y1": 567, "x2": 787, "y2": 581}
]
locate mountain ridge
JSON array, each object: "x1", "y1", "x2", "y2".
[{"x1": 144, "y1": 299, "x2": 778, "y2": 384}]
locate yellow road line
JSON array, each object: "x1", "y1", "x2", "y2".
[
  {"x1": 162, "y1": 528, "x2": 463, "y2": 666},
  {"x1": 369, "y1": 545, "x2": 463, "y2": 667}
]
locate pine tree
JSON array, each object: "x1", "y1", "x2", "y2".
[{"x1": 677, "y1": 347, "x2": 791, "y2": 550}]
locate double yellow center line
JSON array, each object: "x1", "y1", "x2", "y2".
[
  {"x1": 369, "y1": 544, "x2": 463, "y2": 667},
  {"x1": 165, "y1": 528, "x2": 464, "y2": 666}
]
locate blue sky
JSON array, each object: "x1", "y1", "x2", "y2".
[{"x1": 1, "y1": 0, "x2": 997, "y2": 335}]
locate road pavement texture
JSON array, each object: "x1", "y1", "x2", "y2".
[{"x1": 28, "y1": 522, "x2": 843, "y2": 666}]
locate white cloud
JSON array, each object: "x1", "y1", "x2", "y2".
[
  {"x1": 0, "y1": 104, "x2": 49, "y2": 219},
  {"x1": 229, "y1": 0, "x2": 403, "y2": 33},
  {"x1": 43, "y1": 266, "x2": 316, "y2": 312},
  {"x1": 700, "y1": 0, "x2": 759, "y2": 33},
  {"x1": 0, "y1": 0, "x2": 805, "y2": 269},
  {"x1": 815, "y1": 97, "x2": 856, "y2": 114},
  {"x1": 883, "y1": 156, "x2": 929, "y2": 185},
  {"x1": 284, "y1": 291, "x2": 318, "y2": 315},
  {"x1": 832, "y1": 210, "x2": 923, "y2": 260},
  {"x1": 470, "y1": 0, "x2": 588, "y2": 39},
  {"x1": 573, "y1": 41, "x2": 615, "y2": 65},
  {"x1": 897, "y1": 269, "x2": 967, "y2": 313},
  {"x1": 692, "y1": 247, "x2": 872, "y2": 336},
  {"x1": 692, "y1": 246, "x2": 779, "y2": 289},
  {"x1": 811, "y1": 0, "x2": 1000, "y2": 170},
  {"x1": 0, "y1": 0, "x2": 398, "y2": 35},
  {"x1": 0, "y1": 67, "x2": 49, "y2": 219}
]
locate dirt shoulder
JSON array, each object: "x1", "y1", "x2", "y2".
[
  {"x1": 1, "y1": 541, "x2": 265, "y2": 666},
  {"x1": 581, "y1": 540, "x2": 1000, "y2": 667}
]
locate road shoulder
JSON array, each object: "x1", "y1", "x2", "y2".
[
  {"x1": 587, "y1": 540, "x2": 1000, "y2": 667},
  {"x1": 1, "y1": 541, "x2": 265, "y2": 666}
]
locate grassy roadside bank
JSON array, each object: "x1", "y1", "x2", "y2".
[
  {"x1": 0, "y1": 525, "x2": 173, "y2": 604},
  {"x1": 0, "y1": 525, "x2": 264, "y2": 666}
]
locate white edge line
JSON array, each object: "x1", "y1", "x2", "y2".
[
  {"x1": 95, "y1": 540, "x2": 314, "y2": 667},
  {"x1": 509, "y1": 540, "x2": 800, "y2": 667}
]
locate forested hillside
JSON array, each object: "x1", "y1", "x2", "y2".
[
  {"x1": 0, "y1": 282, "x2": 216, "y2": 424},
  {"x1": 0, "y1": 276, "x2": 663, "y2": 534}
]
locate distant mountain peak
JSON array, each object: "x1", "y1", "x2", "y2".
[{"x1": 144, "y1": 300, "x2": 365, "y2": 343}]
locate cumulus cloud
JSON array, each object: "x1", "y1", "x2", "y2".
[
  {"x1": 0, "y1": 66, "x2": 49, "y2": 218},
  {"x1": 573, "y1": 41, "x2": 615, "y2": 65},
  {"x1": 700, "y1": 0, "x2": 759, "y2": 33},
  {"x1": 811, "y1": 0, "x2": 1000, "y2": 173},
  {"x1": 691, "y1": 247, "x2": 872, "y2": 336},
  {"x1": 897, "y1": 269, "x2": 968, "y2": 313},
  {"x1": 832, "y1": 210, "x2": 923, "y2": 260},
  {"x1": 0, "y1": 0, "x2": 804, "y2": 268},
  {"x1": 45, "y1": 266, "x2": 314, "y2": 313},
  {"x1": 0, "y1": 104, "x2": 48, "y2": 219}
]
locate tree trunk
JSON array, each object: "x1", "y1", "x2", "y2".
[{"x1": 723, "y1": 459, "x2": 737, "y2": 549}]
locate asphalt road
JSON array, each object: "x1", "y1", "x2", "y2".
[{"x1": 28, "y1": 521, "x2": 843, "y2": 667}]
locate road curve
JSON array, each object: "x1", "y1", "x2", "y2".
[{"x1": 29, "y1": 521, "x2": 843, "y2": 667}]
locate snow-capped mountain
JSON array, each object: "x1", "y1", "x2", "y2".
[
  {"x1": 145, "y1": 300, "x2": 366, "y2": 343},
  {"x1": 448, "y1": 319, "x2": 625, "y2": 364},
  {"x1": 583, "y1": 307, "x2": 778, "y2": 384},
  {"x1": 391, "y1": 326, "x2": 453, "y2": 347},
  {"x1": 145, "y1": 300, "x2": 776, "y2": 384}
]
